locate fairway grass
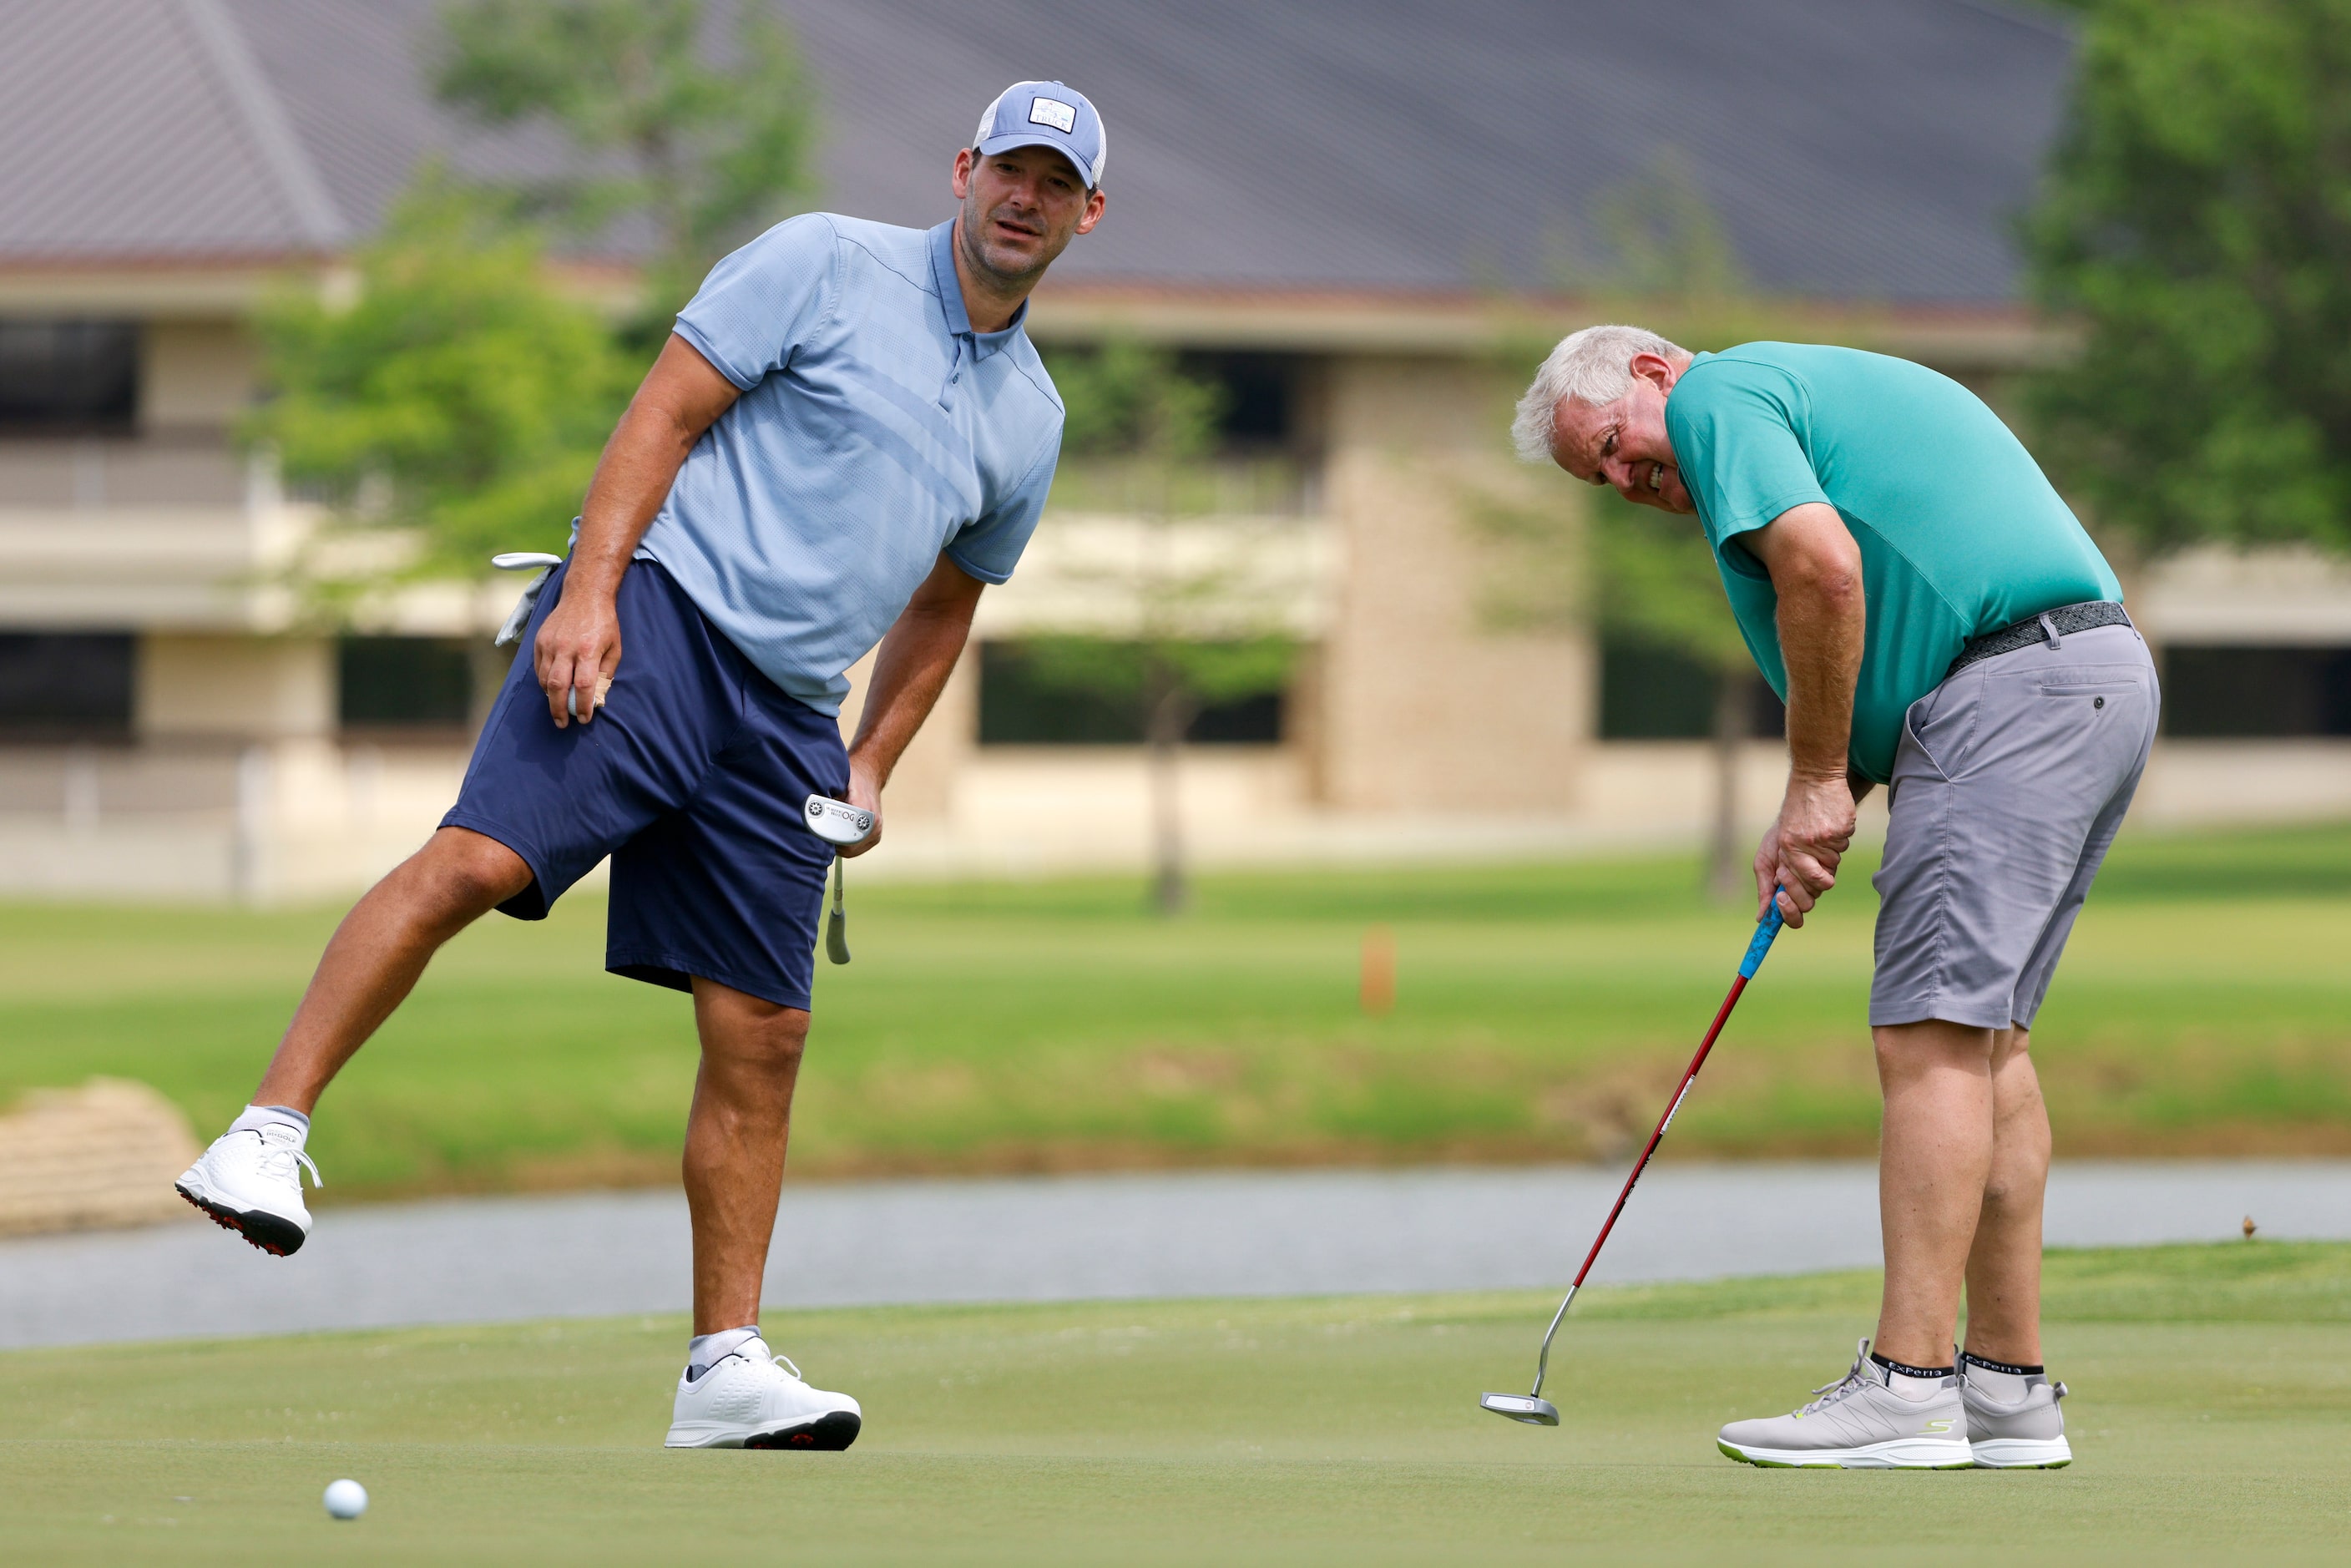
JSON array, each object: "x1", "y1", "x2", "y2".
[
  {"x1": 3, "y1": 822, "x2": 2348, "y2": 1194},
  {"x1": 3, "y1": 1244, "x2": 2348, "y2": 1564}
]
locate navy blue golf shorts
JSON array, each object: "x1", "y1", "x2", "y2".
[{"x1": 442, "y1": 558, "x2": 846, "y2": 1010}]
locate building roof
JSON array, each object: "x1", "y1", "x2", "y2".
[{"x1": 0, "y1": 0, "x2": 2075, "y2": 304}]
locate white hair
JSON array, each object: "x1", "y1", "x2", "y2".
[{"x1": 1510, "y1": 324, "x2": 1690, "y2": 465}]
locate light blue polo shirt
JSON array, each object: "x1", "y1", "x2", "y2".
[{"x1": 638, "y1": 214, "x2": 1064, "y2": 715}]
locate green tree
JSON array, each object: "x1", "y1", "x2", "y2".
[
  {"x1": 433, "y1": 0, "x2": 816, "y2": 333},
  {"x1": 1027, "y1": 341, "x2": 1297, "y2": 914},
  {"x1": 245, "y1": 179, "x2": 636, "y2": 587},
  {"x1": 2026, "y1": 0, "x2": 2351, "y2": 560}
]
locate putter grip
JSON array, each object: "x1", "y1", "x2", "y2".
[
  {"x1": 823, "y1": 858, "x2": 851, "y2": 964},
  {"x1": 1737, "y1": 899, "x2": 1787, "y2": 979}
]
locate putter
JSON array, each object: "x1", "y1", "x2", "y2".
[
  {"x1": 803, "y1": 795, "x2": 876, "y2": 964},
  {"x1": 491, "y1": 551, "x2": 565, "y2": 650},
  {"x1": 1480, "y1": 898, "x2": 1787, "y2": 1427}
]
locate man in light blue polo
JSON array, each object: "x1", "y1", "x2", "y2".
[{"x1": 174, "y1": 82, "x2": 1109, "y2": 1450}]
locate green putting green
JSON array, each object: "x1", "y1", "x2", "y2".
[{"x1": 3, "y1": 1243, "x2": 2347, "y2": 1564}]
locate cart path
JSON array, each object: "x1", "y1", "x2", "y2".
[{"x1": 6, "y1": 1160, "x2": 2347, "y2": 1349}]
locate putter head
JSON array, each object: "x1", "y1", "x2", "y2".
[
  {"x1": 803, "y1": 794, "x2": 875, "y2": 847},
  {"x1": 1480, "y1": 1392, "x2": 1560, "y2": 1426}
]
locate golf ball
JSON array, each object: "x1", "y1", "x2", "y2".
[{"x1": 323, "y1": 1478, "x2": 367, "y2": 1520}]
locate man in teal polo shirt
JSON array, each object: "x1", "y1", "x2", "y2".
[{"x1": 1514, "y1": 326, "x2": 2160, "y2": 1469}]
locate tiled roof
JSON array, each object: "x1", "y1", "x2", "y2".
[{"x1": 0, "y1": 0, "x2": 2075, "y2": 302}]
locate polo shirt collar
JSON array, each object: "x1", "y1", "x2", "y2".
[{"x1": 928, "y1": 219, "x2": 1027, "y2": 362}]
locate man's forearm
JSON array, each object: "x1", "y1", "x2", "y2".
[
  {"x1": 847, "y1": 572, "x2": 982, "y2": 791},
  {"x1": 569, "y1": 402, "x2": 705, "y2": 594},
  {"x1": 569, "y1": 336, "x2": 740, "y2": 598},
  {"x1": 1766, "y1": 509, "x2": 1866, "y2": 781}
]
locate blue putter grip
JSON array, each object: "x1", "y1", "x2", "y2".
[{"x1": 1738, "y1": 898, "x2": 1787, "y2": 979}]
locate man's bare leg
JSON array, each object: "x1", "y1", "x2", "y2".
[
  {"x1": 1961, "y1": 1026, "x2": 2050, "y2": 1366},
  {"x1": 681, "y1": 979, "x2": 808, "y2": 1334},
  {"x1": 1872, "y1": 1019, "x2": 1996, "y2": 1367},
  {"x1": 251, "y1": 827, "x2": 533, "y2": 1111}
]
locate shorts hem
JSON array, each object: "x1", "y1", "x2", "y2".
[
  {"x1": 605, "y1": 949, "x2": 813, "y2": 1012},
  {"x1": 438, "y1": 810, "x2": 557, "y2": 920},
  {"x1": 1868, "y1": 999, "x2": 2020, "y2": 1031}
]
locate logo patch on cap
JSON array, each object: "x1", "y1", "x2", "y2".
[{"x1": 1028, "y1": 96, "x2": 1078, "y2": 133}]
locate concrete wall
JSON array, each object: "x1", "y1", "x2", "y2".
[
  {"x1": 1312, "y1": 355, "x2": 1592, "y2": 813},
  {"x1": 140, "y1": 320, "x2": 255, "y2": 433},
  {"x1": 136, "y1": 635, "x2": 334, "y2": 740}
]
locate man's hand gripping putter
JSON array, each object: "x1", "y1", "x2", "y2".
[{"x1": 803, "y1": 796, "x2": 875, "y2": 964}]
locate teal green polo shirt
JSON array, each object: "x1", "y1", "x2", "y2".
[{"x1": 1663, "y1": 343, "x2": 2122, "y2": 781}]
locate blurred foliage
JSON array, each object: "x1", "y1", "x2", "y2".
[
  {"x1": 2026, "y1": 0, "x2": 2351, "y2": 559},
  {"x1": 1016, "y1": 635, "x2": 1297, "y2": 716},
  {"x1": 433, "y1": 0, "x2": 815, "y2": 335},
  {"x1": 1572, "y1": 148, "x2": 1747, "y2": 303},
  {"x1": 1029, "y1": 341, "x2": 1294, "y2": 706},
  {"x1": 1589, "y1": 492, "x2": 1750, "y2": 675},
  {"x1": 1048, "y1": 339, "x2": 1224, "y2": 464},
  {"x1": 244, "y1": 179, "x2": 636, "y2": 583}
]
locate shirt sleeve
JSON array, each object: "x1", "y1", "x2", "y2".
[
  {"x1": 947, "y1": 430, "x2": 1060, "y2": 584},
  {"x1": 670, "y1": 215, "x2": 841, "y2": 391},
  {"x1": 1665, "y1": 358, "x2": 1831, "y2": 553}
]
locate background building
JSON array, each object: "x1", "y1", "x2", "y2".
[{"x1": 3, "y1": 0, "x2": 2347, "y2": 898}]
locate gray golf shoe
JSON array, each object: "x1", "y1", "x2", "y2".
[
  {"x1": 1960, "y1": 1363, "x2": 2071, "y2": 1468},
  {"x1": 1717, "y1": 1339, "x2": 1974, "y2": 1469}
]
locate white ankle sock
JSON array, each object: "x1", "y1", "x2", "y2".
[
  {"x1": 1869, "y1": 1351, "x2": 1953, "y2": 1401},
  {"x1": 1884, "y1": 1368, "x2": 1944, "y2": 1402},
  {"x1": 1962, "y1": 1353, "x2": 2040, "y2": 1403},
  {"x1": 229, "y1": 1104, "x2": 310, "y2": 1137},
  {"x1": 686, "y1": 1327, "x2": 761, "y2": 1382}
]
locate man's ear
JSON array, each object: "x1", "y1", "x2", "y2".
[
  {"x1": 951, "y1": 146, "x2": 978, "y2": 200},
  {"x1": 1074, "y1": 185, "x2": 1107, "y2": 235},
  {"x1": 1630, "y1": 351, "x2": 1678, "y2": 394}
]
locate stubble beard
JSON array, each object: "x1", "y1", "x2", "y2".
[{"x1": 958, "y1": 201, "x2": 1056, "y2": 292}]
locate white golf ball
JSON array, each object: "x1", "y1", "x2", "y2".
[{"x1": 323, "y1": 1478, "x2": 367, "y2": 1520}]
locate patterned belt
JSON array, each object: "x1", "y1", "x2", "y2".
[{"x1": 1946, "y1": 599, "x2": 2133, "y2": 679}]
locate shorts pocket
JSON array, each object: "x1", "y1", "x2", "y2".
[{"x1": 1902, "y1": 677, "x2": 1971, "y2": 781}]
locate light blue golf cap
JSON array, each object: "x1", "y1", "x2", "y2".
[{"x1": 974, "y1": 80, "x2": 1107, "y2": 189}]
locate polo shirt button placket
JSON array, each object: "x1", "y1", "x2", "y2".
[{"x1": 940, "y1": 337, "x2": 968, "y2": 408}]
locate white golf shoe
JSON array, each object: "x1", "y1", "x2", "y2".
[
  {"x1": 665, "y1": 1337, "x2": 862, "y2": 1450},
  {"x1": 174, "y1": 1122, "x2": 321, "y2": 1256},
  {"x1": 1961, "y1": 1362, "x2": 2072, "y2": 1468},
  {"x1": 1717, "y1": 1339, "x2": 1974, "y2": 1469}
]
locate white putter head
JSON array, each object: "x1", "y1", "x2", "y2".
[
  {"x1": 1479, "y1": 1392, "x2": 1560, "y2": 1426},
  {"x1": 803, "y1": 796, "x2": 874, "y2": 847},
  {"x1": 490, "y1": 552, "x2": 567, "y2": 650}
]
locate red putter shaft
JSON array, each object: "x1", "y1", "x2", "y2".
[
  {"x1": 1567, "y1": 969, "x2": 1754, "y2": 1289},
  {"x1": 1486, "y1": 899, "x2": 1787, "y2": 1419}
]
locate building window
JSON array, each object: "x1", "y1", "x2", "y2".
[
  {"x1": 0, "y1": 320, "x2": 139, "y2": 433},
  {"x1": 978, "y1": 641, "x2": 1285, "y2": 746},
  {"x1": 1599, "y1": 638, "x2": 1784, "y2": 740},
  {"x1": 1179, "y1": 351, "x2": 1310, "y2": 451},
  {"x1": 0, "y1": 633, "x2": 134, "y2": 740},
  {"x1": 339, "y1": 637, "x2": 475, "y2": 731},
  {"x1": 2162, "y1": 646, "x2": 2351, "y2": 737}
]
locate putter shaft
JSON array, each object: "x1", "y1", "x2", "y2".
[{"x1": 1520, "y1": 901, "x2": 1785, "y2": 1401}]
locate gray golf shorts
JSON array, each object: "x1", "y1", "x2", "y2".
[{"x1": 1870, "y1": 620, "x2": 2160, "y2": 1031}]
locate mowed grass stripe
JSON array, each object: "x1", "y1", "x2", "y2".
[{"x1": 2, "y1": 1245, "x2": 2347, "y2": 1564}]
